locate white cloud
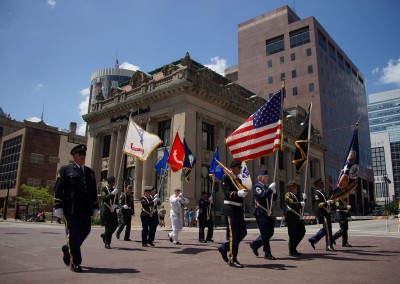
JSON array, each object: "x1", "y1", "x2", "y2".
[
  {"x1": 77, "y1": 122, "x2": 86, "y2": 136},
  {"x1": 371, "y1": 67, "x2": 379, "y2": 75},
  {"x1": 120, "y1": 61, "x2": 140, "y2": 71},
  {"x1": 79, "y1": 88, "x2": 90, "y2": 116},
  {"x1": 26, "y1": 116, "x2": 41, "y2": 122},
  {"x1": 47, "y1": 0, "x2": 56, "y2": 8},
  {"x1": 379, "y1": 58, "x2": 400, "y2": 86},
  {"x1": 205, "y1": 56, "x2": 227, "y2": 75},
  {"x1": 35, "y1": 83, "x2": 44, "y2": 90}
]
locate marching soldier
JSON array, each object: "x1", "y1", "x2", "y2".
[
  {"x1": 217, "y1": 160, "x2": 248, "y2": 268},
  {"x1": 148, "y1": 187, "x2": 161, "y2": 246},
  {"x1": 141, "y1": 186, "x2": 160, "y2": 247},
  {"x1": 249, "y1": 169, "x2": 277, "y2": 260},
  {"x1": 333, "y1": 198, "x2": 352, "y2": 247},
  {"x1": 198, "y1": 191, "x2": 214, "y2": 243},
  {"x1": 54, "y1": 144, "x2": 99, "y2": 272},
  {"x1": 308, "y1": 178, "x2": 336, "y2": 251},
  {"x1": 168, "y1": 186, "x2": 189, "y2": 245},
  {"x1": 285, "y1": 180, "x2": 306, "y2": 256},
  {"x1": 116, "y1": 184, "x2": 134, "y2": 241},
  {"x1": 100, "y1": 176, "x2": 119, "y2": 249}
]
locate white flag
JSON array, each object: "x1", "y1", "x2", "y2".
[
  {"x1": 123, "y1": 119, "x2": 162, "y2": 161},
  {"x1": 239, "y1": 161, "x2": 252, "y2": 190}
]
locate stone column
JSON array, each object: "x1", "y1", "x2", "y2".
[
  {"x1": 142, "y1": 118, "x2": 154, "y2": 188},
  {"x1": 108, "y1": 128, "x2": 118, "y2": 177},
  {"x1": 114, "y1": 125, "x2": 125, "y2": 190}
]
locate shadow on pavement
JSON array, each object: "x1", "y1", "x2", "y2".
[{"x1": 82, "y1": 266, "x2": 140, "y2": 274}]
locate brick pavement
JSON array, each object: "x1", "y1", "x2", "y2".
[{"x1": 0, "y1": 221, "x2": 399, "y2": 284}]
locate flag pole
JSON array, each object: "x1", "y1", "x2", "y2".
[{"x1": 301, "y1": 99, "x2": 313, "y2": 218}]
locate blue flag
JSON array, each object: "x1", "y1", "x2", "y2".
[
  {"x1": 331, "y1": 125, "x2": 359, "y2": 199},
  {"x1": 155, "y1": 147, "x2": 169, "y2": 176},
  {"x1": 209, "y1": 146, "x2": 224, "y2": 181},
  {"x1": 183, "y1": 139, "x2": 197, "y2": 182}
]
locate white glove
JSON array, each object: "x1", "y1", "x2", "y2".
[
  {"x1": 111, "y1": 204, "x2": 118, "y2": 211},
  {"x1": 268, "y1": 182, "x2": 276, "y2": 190},
  {"x1": 271, "y1": 187, "x2": 277, "y2": 194},
  {"x1": 237, "y1": 189, "x2": 248, "y2": 198},
  {"x1": 302, "y1": 193, "x2": 307, "y2": 200},
  {"x1": 208, "y1": 196, "x2": 213, "y2": 203},
  {"x1": 326, "y1": 200, "x2": 330, "y2": 205},
  {"x1": 111, "y1": 188, "x2": 118, "y2": 195},
  {"x1": 92, "y1": 209, "x2": 99, "y2": 217},
  {"x1": 123, "y1": 205, "x2": 129, "y2": 209},
  {"x1": 153, "y1": 194, "x2": 158, "y2": 199},
  {"x1": 300, "y1": 201, "x2": 305, "y2": 207},
  {"x1": 54, "y1": 208, "x2": 63, "y2": 218},
  {"x1": 153, "y1": 197, "x2": 160, "y2": 203},
  {"x1": 347, "y1": 205, "x2": 351, "y2": 210}
]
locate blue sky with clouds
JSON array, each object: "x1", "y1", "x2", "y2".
[{"x1": 1, "y1": 0, "x2": 399, "y2": 135}]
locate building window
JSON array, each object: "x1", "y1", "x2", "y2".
[
  {"x1": 158, "y1": 119, "x2": 171, "y2": 147},
  {"x1": 292, "y1": 87, "x2": 298, "y2": 96},
  {"x1": 0, "y1": 135, "x2": 21, "y2": 189},
  {"x1": 46, "y1": 180, "x2": 56, "y2": 188},
  {"x1": 338, "y1": 52, "x2": 344, "y2": 69},
  {"x1": 268, "y1": 76, "x2": 273, "y2": 85},
  {"x1": 291, "y1": 70, "x2": 297, "y2": 78},
  {"x1": 280, "y1": 56, "x2": 285, "y2": 64},
  {"x1": 280, "y1": 73, "x2": 285, "y2": 81},
  {"x1": 49, "y1": 156, "x2": 60, "y2": 163},
  {"x1": 306, "y1": 48, "x2": 312, "y2": 56},
  {"x1": 27, "y1": 178, "x2": 42, "y2": 188},
  {"x1": 309, "y1": 83, "x2": 314, "y2": 92},
  {"x1": 345, "y1": 61, "x2": 351, "y2": 74},
  {"x1": 290, "y1": 27, "x2": 310, "y2": 48},
  {"x1": 267, "y1": 60, "x2": 272, "y2": 68},
  {"x1": 308, "y1": 65, "x2": 313, "y2": 74},
  {"x1": 318, "y1": 30, "x2": 327, "y2": 51},
  {"x1": 30, "y1": 153, "x2": 44, "y2": 164},
  {"x1": 290, "y1": 53, "x2": 296, "y2": 61},
  {"x1": 266, "y1": 35, "x2": 285, "y2": 55},
  {"x1": 372, "y1": 147, "x2": 386, "y2": 176},
  {"x1": 328, "y1": 41, "x2": 336, "y2": 61},
  {"x1": 202, "y1": 122, "x2": 214, "y2": 150},
  {"x1": 102, "y1": 135, "x2": 111, "y2": 158}
]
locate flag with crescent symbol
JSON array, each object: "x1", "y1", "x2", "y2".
[{"x1": 167, "y1": 132, "x2": 185, "y2": 172}]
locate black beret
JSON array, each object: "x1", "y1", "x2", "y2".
[
  {"x1": 201, "y1": 191, "x2": 208, "y2": 195},
  {"x1": 107, "y1": 176, "x2": 116, "y2": 182},
  {"x1": 314, "y1": 178, "x2": 323, "y2": 185},
  {"x1": 287, "y1": 180, "x2": 298, "y2": 187},
  {"x1": 257, "y1": 169, "x2": 268, "y2": 176},
  {"x1": 229, "y1": 160, "x2": 242, "y2": 168},
  {"x1": 70, "y1": 144, "x2": 87, "y2": 155}
]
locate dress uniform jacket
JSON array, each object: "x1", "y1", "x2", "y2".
[{"x1": 285, "y1": 191, "x2": 306, "y2": 254}]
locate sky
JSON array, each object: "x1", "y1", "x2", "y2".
[{"x1": 1, "y1": 0, "x2": 399, "y2": 135}]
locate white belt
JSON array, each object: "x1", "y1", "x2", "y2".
[{"x1": 224, "y1": 200, "x2": 242, "y2": 207}]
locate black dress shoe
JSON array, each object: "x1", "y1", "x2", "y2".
[
  {"x1": 62, "y1": 245, "x2": 70, "y2": 266},
  {"x1": 148, "y1": 242, "x2": 155, "y2": 246},
  {"x1": 249, "y1": 243, "x2": 259, "y2": 257},
  {"x1": 116, "y1": 233, "x2": 120, "y2": 239},
  {"x1": 206, "y1": 239, "x2": 214, "y2": 242},
  {"x1": 309, "y1": 240, "x2": 316, "y2": 250},
  {"x1": 100, "y1": 233, "x2": 105, "y2": 244},
  {"x1": 174, "y1": 241, "x2": 182, "y2": 245},
  {"x1": 342, "y1": 243, "x2": 352, "y2": 247},
  {"x1": 289, "y1": 251, "x2": 302, "y2": 256},
  {"x1": 199, "y1": 239, "x2": 207, "y2": 243},
  {"x1": 124, "y1": 238, "x2": 132, "y2": 241},
  {"x1": 168, "y1": 234, "x2": 173, "y2": 243},
  {"x1": 229, "y1": 261, "x2": 244, "y2": 268},
  {"x1": 142, "y1": 244, "x2": 149, "y2": 247},
  {"x1": 70, "y1": 264, "x2": 83, "y2": 273},
  {"x1": 218, "y1": 247, "x2": 229, "y2": 263},
  {"x1": 264, "y1": 253, "x2": 276, "y2": 260},
  {"x1": 105, "y1": 244, "x2": 111, "y2": 249},
  {"x1": 326, "y1": 246, "x2": 336, "y2": 252}
]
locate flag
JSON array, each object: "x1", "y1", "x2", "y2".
[
  {"x1": 115, "y1": 59, "x2": 119, "y2": 69},
  {"x1": 123, "y1": 119, "x2": 162, "y2": 161},
  {"x1": 226, "y1": 90, "x2": 282, "y2": 161},
  {"x1": 214, "y1": 159, "x2": 247, "y2": 191},
  {"x1": 155, "y1": 147, "x2": 169, "y2": 176},
  {"x1": 209, "y1": 146, "x2": 224, "y2": 181},
  {"x1": 239, "y1": 161, "x2": 252, "y2": 190},
  {"x1": 167, "y1": 133, "x2": 185, "y2": 172},
  {"x1": 182, "y1": 139, "x2": 197, "y2": 182},
  {"x1": 331, "y1": 125, "x2": 360, "y2": 200},
  {"x1": 292, "y1": 104, "x2": 311, "y2": 173}
]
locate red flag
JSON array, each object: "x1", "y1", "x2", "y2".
[
  {"x1": 226, "y1": 91, "x2": 282, "y2": 161},
  {"x1": 167, "y1": 133, "x2": 185, "y2": 172}
]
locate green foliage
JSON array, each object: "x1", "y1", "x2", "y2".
[
  {"x1": 384, "y1": 200, "x2": 399, "y2": 215},
  {"x1": 17, "y1": 184, "x2": 53, "y2": 207},
  {"x1": 91, "y1": 216, "x2": 101, "y2": 225}
]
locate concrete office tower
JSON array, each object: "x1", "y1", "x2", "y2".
[
  {"x1": 225, "y1": 5, "x2": 374, "y2": 213},
  {"x1": 368, "y1": 89, "x2": 400, "y2": 203}
]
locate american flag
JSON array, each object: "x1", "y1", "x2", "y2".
[{"x1": 226, "y1": 91, "x2": 282, "y2": 161}]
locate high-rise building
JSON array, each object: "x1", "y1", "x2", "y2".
[
  {"x1": 368, "y1": 89, "x2": 400, "y2": 203},
  {"x1": 225, "y1": 5, "x2": 374, "y2": 213}
]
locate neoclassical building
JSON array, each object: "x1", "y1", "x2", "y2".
[{"x1": 83, "y1": 52, "x2": 325, "y2": 225}]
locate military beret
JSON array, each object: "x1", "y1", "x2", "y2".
[
  {"x1": 70, "y1": 144, "x2": 87, "y2": 155},
  {"x1": 201, "y1": 191, "x2": 208, "y2": 195},
  {"x1": 229, "y1": 159, "x2": 242, "y2": 168},
  {"x1": 314, "y1": 178, "x2": 323, "y2": 185},
  {"x1": 287, "y1": 180, "x2": 298, "y2": 187},
  {"x1": 257, "y1": 169, "x2": 268, "y2": 176},
  {"x1": 107, "y1": 176, "x2": 116, "y2": 182},
  {"x1": 173, "y1": 186, "x2": 181, "y2": 191},
  {"x1": 144, "y1": 185, "x2": 154, "y2": 192}
]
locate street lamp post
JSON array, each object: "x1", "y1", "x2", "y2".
[{"x1": 3, "y1": 180, "x2": 14, "y2": 221}]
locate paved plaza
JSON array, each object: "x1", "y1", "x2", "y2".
[{"x1": 0, "y1": 219, "x2": 399, "y2": 284}]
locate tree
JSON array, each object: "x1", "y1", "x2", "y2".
[
  {"x1": 384, "y1": 200, "x2": 399, "y2": 215},
  {"x1": 17, "y1": 184, "x2": 53, "y2": 215}
]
